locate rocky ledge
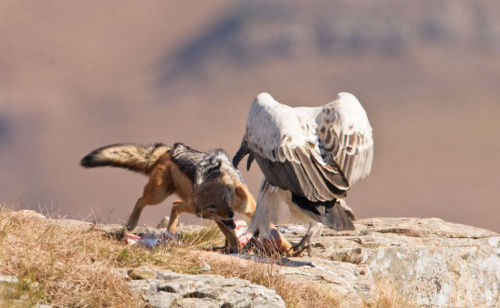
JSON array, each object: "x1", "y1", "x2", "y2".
[
  {"x1": 2, "y1": 210, "x2": 499, "y2": 307},
  {"x1": 274, "y1": 217, "x2": 500, "y2": 307},
  {"x1": 122, "y1": 217, "x2": 499, "y2": 307}
]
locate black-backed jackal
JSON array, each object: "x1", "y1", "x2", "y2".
[{"x1": 81, "y1": 143, "x2": 256, "y2": 250}]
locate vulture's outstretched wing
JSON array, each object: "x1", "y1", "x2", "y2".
[
  {"x1": 317, "y1": 92, "x2": 374, "y2": 186},
  {"x1": 234, "y1": 92, "x2": 373, "y2": 203},
  {"x1": 234, "y1": 93, "x2": 351, "y2": 204}
]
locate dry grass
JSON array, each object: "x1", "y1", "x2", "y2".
[
  {"x1": 193, "y1": 249, "x2": 342, "y2": 308},
  {"x1": 0, "y1": 205, "x2": 411, "y2": 307},
  {"x1": 178, "y1": 223, "x2": 225, "y2": 250},
  {"x1": 0, "y1": 206, "x2": 224, "y2": 307},
  {"x1": 363, "y1": 281, "x2": 418, "y2": 308},
  {"x1": 0, "y1": 206, "x2": 140, "y2": 307}
]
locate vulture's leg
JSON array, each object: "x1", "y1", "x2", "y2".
[
  {"x1": 291, "y1": 222, "x2": 322, "y2": 257},
  {"x1": 243, "y1": 179, "x2": 296, "y2": 256}
]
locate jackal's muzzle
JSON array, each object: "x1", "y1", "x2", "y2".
[{"x1": 221, "y1": 219, "x2": 236, "y2": 230}]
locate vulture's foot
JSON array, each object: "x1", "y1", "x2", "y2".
[
  {"x1": 290, "y1": 236, "x2": 312, "y2": 257},
  {"x1": 290, "y1": 222, "x2": 321, "y2": 257}
]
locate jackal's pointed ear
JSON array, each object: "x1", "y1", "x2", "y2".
[
  {"x1": 235, "y1": 184, "x2": 249, "y2": 201},
  {"x1": 235, "y1": 184, "x2": 256, "y2": 218}
]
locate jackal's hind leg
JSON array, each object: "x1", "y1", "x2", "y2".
[
  {"x1": 126, "y1": 167, "x2": 172, "y2": 231},
  {"x1": 126, "y1": 197, "x2": 148, "y2": 231}
]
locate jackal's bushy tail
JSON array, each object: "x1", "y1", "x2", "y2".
[{"x1": 81, "y1": 143, "x2": 170, "y2": 174}]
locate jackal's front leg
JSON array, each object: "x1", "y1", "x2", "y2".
[
  {"x1": 166, "y1": 200, "x2": 194, "y2": 234},
  {"x1": 127, "y1": 167, "x2": 172, "y2": 231},
  {"x1": 215, "y1": 221, "x2": 239, "y2": 253}
]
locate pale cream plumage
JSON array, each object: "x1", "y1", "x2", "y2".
[
  {"x1": 242, "y1": 92, "x2": 373, "y2": 201},
  {"x1": 233, "y1": 92, "x2": 373, "y2": 255}
]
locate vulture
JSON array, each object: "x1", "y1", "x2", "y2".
[{"x1": 233, "y1": 92, "x2": 373, "y2": 255}]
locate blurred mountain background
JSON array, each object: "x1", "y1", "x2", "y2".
[{"x1": 1, "y1": 0, "x2": 499, "y2": 231}]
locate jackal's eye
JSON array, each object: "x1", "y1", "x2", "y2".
[{"x1": 208, "y1": 204, "x2": 216, "y2": 210}]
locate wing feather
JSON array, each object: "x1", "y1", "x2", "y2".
[
  {"x1": 243, "y1": 92, "x2": 372, "y2": 203},
  {"x1": 318, "y1": 93, "x2": 374, "y2": 186},
  {"x1": 310, "y1": 151, "x2": 348, "y2": 193},
  {"x1": 243, "y1": 93, "x2": 339, "y2": 202},
  {"x1": 295, "y1": 147, "x2": 327, "y2": 200}
]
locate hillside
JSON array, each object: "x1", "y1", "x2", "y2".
[
  {"x1": 0, "y1": 0, "x2": 499, "y2": 232},
  {"x1": 162, "y1": 0, "x2": 500, "y2": 81}
]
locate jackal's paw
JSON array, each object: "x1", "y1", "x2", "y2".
[
  {"x1": 125, "y1": 224, "x2": 136, "y2": 232},
  {"x1": 160, "y1": 231, "x2": 180, "y2": 241},
  {"x1": 225, "y1": 246, "x2": 239, "y2": 254}
]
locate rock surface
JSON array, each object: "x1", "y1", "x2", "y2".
[
  {"x1": 277, "y1": 217, "x2": 500, "y2": 307},
  {"x1": 126, "y1": 267, "x2": 285, "y2": 308},
  {"x1": 277, "y1": 257, "x2": 376, "y2": 306},
  {"x1": 5, "y1": 211, "x2": 499, "y2": 307}
]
